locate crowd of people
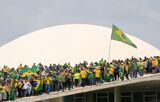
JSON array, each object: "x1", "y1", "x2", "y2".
[{"x1": 0, "y1": 56, "x2": 160, "y2": 101}]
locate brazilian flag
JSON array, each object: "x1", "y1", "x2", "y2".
[
  {"x1": 111, "y1": 24, "x2": 137, "y2": 48},
  {"x1": 21, "y1": 67, "x2": 29, "y2": 74},
  {"x1": 30, "y1": 66, "x2": 39, "y2": 73},
  {"x1": 33, "y1": 78, "x2": 43, "y2": 91}
]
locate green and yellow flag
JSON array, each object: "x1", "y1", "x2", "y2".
[
  {"x1": 33, "y1": 78, "x2": 43, "y2": 91},
  {"x1": 111, "y1": 24, "x2": 137, "y2": 48}
]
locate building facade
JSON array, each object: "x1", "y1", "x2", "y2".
[{"x1": 46, "y1": 80, "x2": 160, "y2": 102}]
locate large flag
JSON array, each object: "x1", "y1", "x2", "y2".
[
  {"x1": 33, "y1": 78, "x2": 43, "y2": 91},
  {"x1": 21, "y1": 67, "x2": 29, "y2": 74},
  {"x1": 21, "y1": 70, "x2": 37, "y2": 77},
  {"x1": 111, "y1": 24, "x2": 137, "y2": 48},
  {"x1": 30, "y1": 66, "x2": 39, "y2": 73}
]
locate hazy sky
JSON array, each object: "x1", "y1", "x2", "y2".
[{"x1": 0, "y1": 0, "x2": 160, "y2": 49}]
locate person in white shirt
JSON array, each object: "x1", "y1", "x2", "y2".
[
  {"x1": 22, "y1": 80, "x2": 29, "y2": 97},
  {"x1": 26, "y1": 80, "x2": 31, "y2": 96}
]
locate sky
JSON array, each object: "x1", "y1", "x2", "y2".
[{"x1": 0, "y1": 0, "x2": 160, "y2": 49}]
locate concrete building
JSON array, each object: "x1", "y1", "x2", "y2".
[
  {"x1": 13, "y1": 73, "x2": 160, "y2": 102},
  {"x1": 1, "y1": 24, "x2": 160, "y2": 102},
  {"x1": 0, "y1": 24, "x2": 159, "y2": 67}
]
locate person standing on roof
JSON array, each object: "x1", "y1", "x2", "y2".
[
  {"x1": 80, "y1": 67, "x2": 87, "y2": 87},
  {"x1": 74, "y1": 71, "x2": 81, "y2": 87},
  {"x1": 57, "y1": 72, "x2": 64, "y2": 92},
  {"x1": 93, "y1": 66, "x2": 101, "y2": 85},
  {"x1": 138, "y1": 59, "x2": 144, "y2": 77},
  {"x1": 131, "y1": 58, "x2": 138, "y2": 78},
  {"x1": 114, "y1": 64, "x2": 119, "y2": 81},
  {"x1": 109, "y1": 63, "x2": 114, "y2": 81}
]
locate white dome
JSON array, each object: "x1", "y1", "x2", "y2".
[{"x1": 0, "y1": 24, "x2": 159, "y2": 67}]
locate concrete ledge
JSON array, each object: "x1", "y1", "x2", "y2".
[{"x1": 8, "y1": 73, "x2": 160, "y2": 102}]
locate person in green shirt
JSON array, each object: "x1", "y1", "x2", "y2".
[
  {"x1": 119, "y1": 65, "x2": 124, "y2": 81},
  {"x1": 9, "y1": 79, "x2": 16, "y2": 100},
  {"x1": 56, "y1": 73, "x2": 64, "y2": 92},
  {"x1": 104, "y1": 65, "x2": 110, "y2": 82},
  {"x1": 88, "y1": 70, "x2": 94, "y2": 85},
  {"x1": 130, "y1": 58, "x2": 138, "y2": 78},
  {"x1": 138, "y1": 60, "x2": 144, "y2": 77}
]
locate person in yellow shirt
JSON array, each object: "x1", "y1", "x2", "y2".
[
  {"x1": 17, "y1": 64, "x2": 23, "y2": 73},
  {"x1": 155, "y1": 57, "x2": 159, "y2": 72},
  {"x1": 44, "y1": 75, "x2": 52, "y2": 94},
  {"x1": 74, "y1": 71, "x2": 81, "y2": 87},
  {"x1": 93, "y1": 67, "x2": 101, "y2": 85},
  {"x1": 80, "y1": 69, "x2": 86, "y2": 87},
  {"x1": 5, "y1": 83, "x2": 10, "y2": 100},
  {"x1": 2, "y1": 86, "x2": 7, "y2": 101},
  {"x1": 109, "y1": 64, "x2": 114, "y2": 81},
  {"x1": 124, "y1": 62, "x2": 129, "y2": 80},
  {"x1": 152, "y1": 58, "x2": 157, "y2": 73},
  {"x1": 18, "y1": 64, "x2": 23, "y2": 69},
  {"x1": 2, "y1": 65, "x2": 9, "y2": 78}
]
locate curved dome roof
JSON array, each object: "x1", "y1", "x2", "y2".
[{"x1": 0, "y1": 24, "x2": 159, "y2": 67}]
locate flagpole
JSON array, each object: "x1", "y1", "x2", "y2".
[{"x1": 108, "y1": 38, "x2": 112, "y2": 62}]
